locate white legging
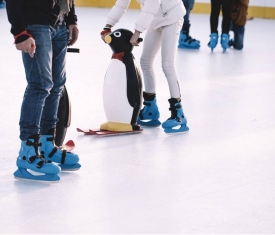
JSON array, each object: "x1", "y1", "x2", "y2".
[{"x1": 140, "y1": 19, "x2": 183, "y2": 99}]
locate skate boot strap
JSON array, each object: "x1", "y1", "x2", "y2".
[
  {"x1": 143, "y1": 101, "x2": 152, "y2": 106},
  {"x1": 46, "y1": 137, "x2": 54, "y2": 141},
  {"x1": 168, "y1": 103, "x2": 184, "y2": 122},
  {"x1": 25, "y1": 139, "x2": 49, "y2": 168},
  {"x1": 139, "y1": 105, "x2": 154, "y2": 120},
  {"x1": 139, "y1": 102, "x2": 149, "y2": 119},
  {"x1": 167, "y1": 115, "x2": 182, "y2": 122},
  {"x1": 48, "y1": 147, "x2": 67, "y2": 165},
  {"x1": 28, "y1": 155, "x2": 50, "y2": 168},
  {"x1": 26, "y1": 139, "x2": 42, "y2": 148},
  {"x1": 169, "y1": 103, "x2": 182, "y2": 111},
  {"x1": 185, "y1": 35, "x2": 196, "y2": 42},
  {"x1": 43, "y1": 136, "x2": 67, "y2": 164},
  {"x1": 182, "y1": 32, "x2": 199, "y2": 43}
]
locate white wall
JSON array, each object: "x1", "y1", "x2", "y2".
[
  {"x1": 195, "y1": 0, "x2": 275, "y2": 7},
  {"x1": 265, "y1": 0, "x2": 275, "y2": 7}
]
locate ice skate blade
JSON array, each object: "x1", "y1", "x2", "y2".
[
  {"x1": 140, "y1": 125, "x2": 161, "y2": 128},
  {"x1": 178, "y1": 44, "x2": 200, "y2": 49},
  {"x1": 138, "y1": 123, "x2": 161, "y2": 128},
  {"x1": 163, "y1": 125, "x2": 189, "y2": 135},
  {"x1": 59, "y1": 163, "x2": 81, "y2": 171},
  {"x1": 137, "y1": 119, "x2": 161, "y2": 127},
  {"x1": 165, "y1": 129, "x2": 189, "y2": 135},
  {"x1": 14, "y1": 176, "x2": 60, "y2": 183},
  {"x1": 14, "y1": 168, "x2": 60, "y2": 183}
]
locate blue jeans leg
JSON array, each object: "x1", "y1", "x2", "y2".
[
  {"x1": 20, "y1": 24, "x2": 68, "y2": 140},
  {"x1": 182, "y1": 0, "x2": 195, "y2": 30},
  {"x1": 232, "y1": 23, "x2": 245, "y2": 50}
]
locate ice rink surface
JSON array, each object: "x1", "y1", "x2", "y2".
[{"x1": 0, "y1": 6, "x2": 275, "y2": 234}]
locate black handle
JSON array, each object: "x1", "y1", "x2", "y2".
[{"x1": 67, "y1": 48, "x2": 80, "y2": 53}]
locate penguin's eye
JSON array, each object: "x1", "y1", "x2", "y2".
[{"x1": 113, "y1": 32, "x2": 121, "y2": 38}]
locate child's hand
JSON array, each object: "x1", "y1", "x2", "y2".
[{"x1": 130, "y1": 30, "x2": 141, "y2": 46}]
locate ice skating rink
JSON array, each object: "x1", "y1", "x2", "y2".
[{"x1": 1, "y1": 6, "x2": 275, "y2": 234}]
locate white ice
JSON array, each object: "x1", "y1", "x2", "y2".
[{"x1": 0, "y1": 7, "x2": 275, "y2": 234}]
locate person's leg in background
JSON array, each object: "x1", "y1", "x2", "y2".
[
  {"x1": 208, "y1": 0, "x2": 221, "y2": 51},
  {"x1": 220, "y1": 0, "x2": 231, "y2": 52},
  {"x1": 229, "y1": 22, "x2": 245, "y2": 50},
  {"x1": 229, "y1": 0, "x2": 248, "y2": 50},
  {"x1": 178, "y1": 0, "x2": 200, "y2": 49}
]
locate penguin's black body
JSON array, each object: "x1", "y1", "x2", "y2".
[
  {"x1": 55, "y1": 85, "x2": 71, "y2": 146},
  {"x1": 100, "y1": 28, "x2": 143, "y2": 132}
]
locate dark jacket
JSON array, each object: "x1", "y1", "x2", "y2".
[
  {"x1": 231, "y1": 0, "x2": 249, "y2": 26},
  {"x1": 5, "y1": 0, "x2": 77, "y2": 36}
]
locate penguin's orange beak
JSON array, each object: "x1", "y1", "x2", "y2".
[{"x1": 104, "y1": 35, "x2": 112, "y2": 44}]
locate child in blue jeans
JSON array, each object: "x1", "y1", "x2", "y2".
[
  {"x1": 178, "y1": 0, "x2": 200, "y2": 49},
  {"x1": 229, "y1": 0, "x2": 249, "y2": 50},
  {"x1": 5, "y1": 0, "x2": 81, "y2": 182}
]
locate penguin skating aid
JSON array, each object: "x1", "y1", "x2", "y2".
[
  {"x1": 61, "y1": 140, "x2": 75, "y2": 151},
  {"x1": 77, "y1": 128, "x2": 142, "y2": 137},
  {"x1": 77, "y1": 29, "x2": 144, "y2": 136}
]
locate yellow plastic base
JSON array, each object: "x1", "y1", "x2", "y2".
[{"x1": 100, "y1": 121, "x2": 133, "y2": 132}]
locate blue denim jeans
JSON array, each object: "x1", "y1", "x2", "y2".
[
  {"x1": 20, "y1": 24, "x2": 68, "y2": 140},
  {"x1": 230, "y1": 22, "x2": 245, "y2": 50},
  {"x1": 182, "y1": 0, "x2": 195, "y2": 30}
]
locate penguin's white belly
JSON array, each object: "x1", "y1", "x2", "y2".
[{"x1": 103, "y1": 59, "x2": 133, "y2": 123}]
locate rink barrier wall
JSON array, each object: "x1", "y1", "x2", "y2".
[{"x1": 74, "y1": 0, "x2": 275, "y2": 19}]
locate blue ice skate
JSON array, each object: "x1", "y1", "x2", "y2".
[
  {"x1": 208, "y1": 33, "x2": 218, "y2": 52},
  {"x1": 228, "y1": 39, "x2": 234, "y2": 48},
  {"x1": 220, "y1": 33, "x2": 230, "y2": 52},
  {"x1": 162, "y1": 98, "x2": 189, "y2": 134},
  {"x1": 0, "y1": 1, "x2": 4, "y2": 8},
  {"x1": 137, "y1": 97, "x2": 161, "y2": 127},
  {"x1": 178, "y1": 31, "x2": 200, "y2": 49},
  {"x1": 40, "y1": 129, "x2": 81, "y2": 171},
  {"x1": 14, "y1": 135, "x2": 60, "y2": 182}
]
